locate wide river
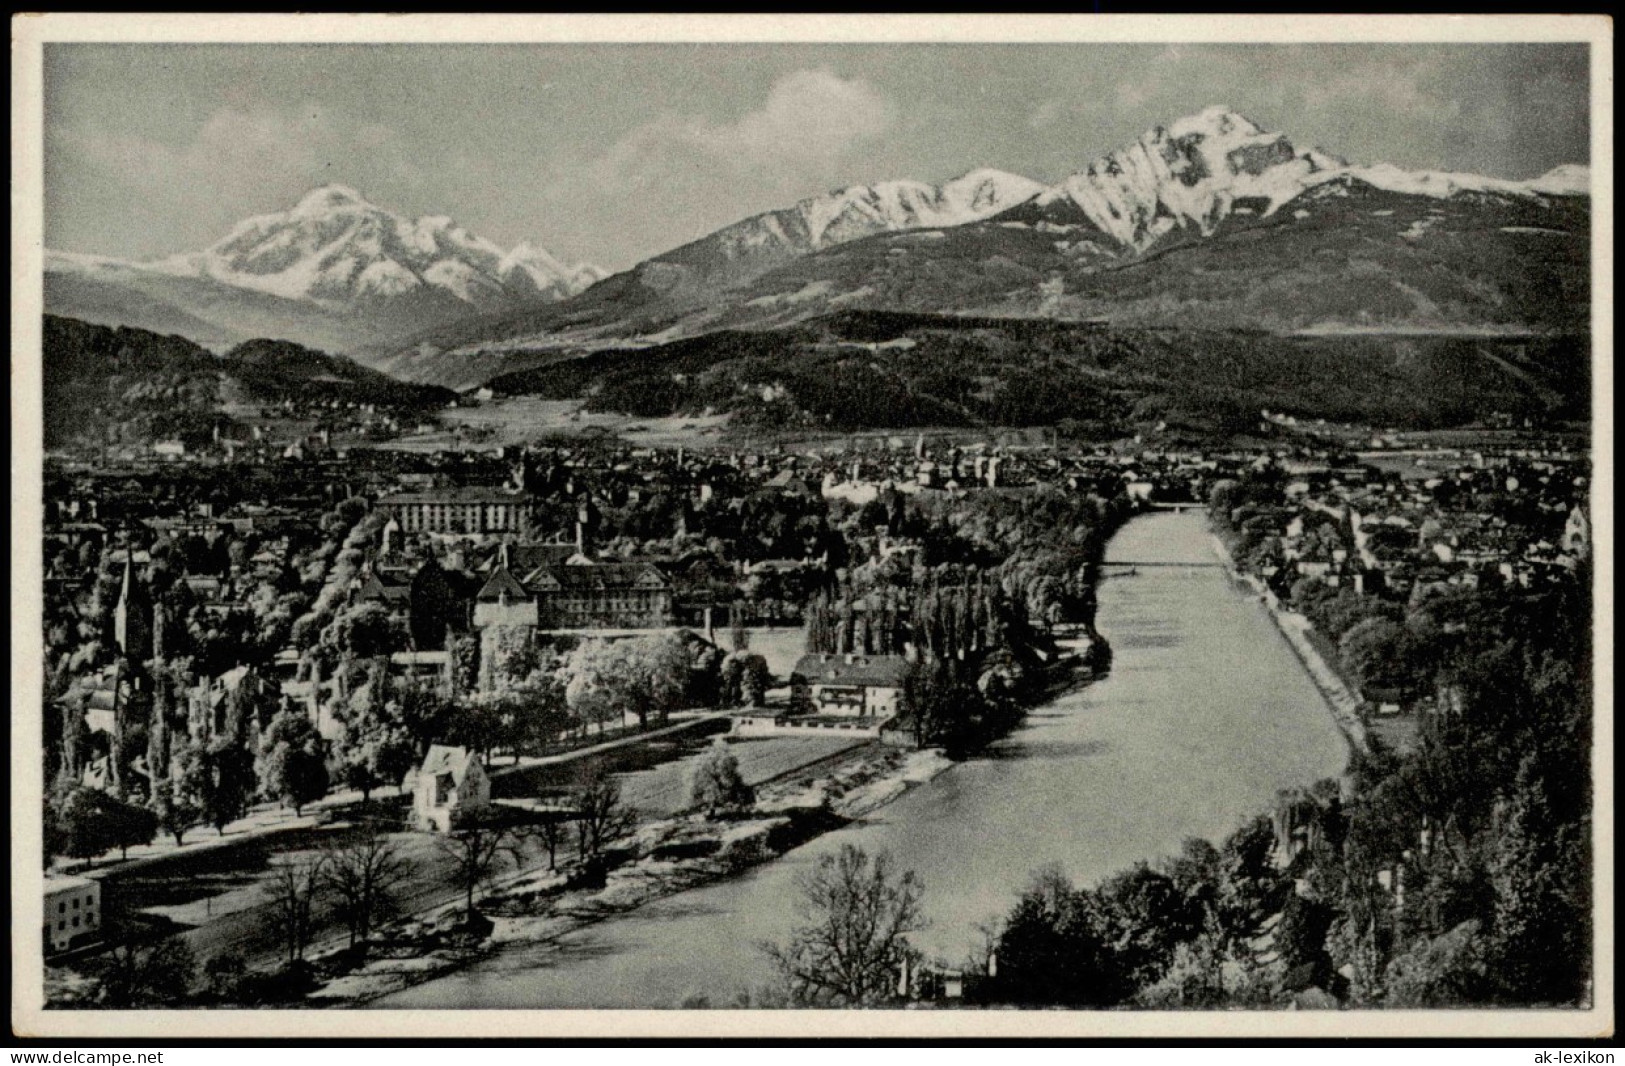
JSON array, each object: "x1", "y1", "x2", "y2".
[{"x1": 375, "y1": 511, "x2": 1350, "y2": 1009}]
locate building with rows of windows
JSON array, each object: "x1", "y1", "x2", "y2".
[
  {"x1": 474, "y1": 554, "x2": 675, "y2": 632},
  {"x1": 44, "y1": 875, "x2": 100, "y2": 955},
  {"x1": 378, "y1": 487, "x2": 543, "y2": 536}
]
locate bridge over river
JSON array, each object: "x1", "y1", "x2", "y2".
[{"x1": 1101, "y1": 560, "x2": 1223, "y2": 570}]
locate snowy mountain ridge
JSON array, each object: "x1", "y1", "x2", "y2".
[
  {"x1": 1030, "y1": 105, "x2": 1588, "y2": 250},
  {"x1": 798, "y1": 168, "x2": 1049, "y2": 248},
  {"x1": 679, "y1": 168, "x2": 1047, "y2": 268},
  {"x1": 54, "y1": 184, "x2": 604, "y2": 311}
]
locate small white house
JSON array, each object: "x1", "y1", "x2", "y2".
[
  {"x1": 410, "y1": 745, "x2": 491, "y2": 833},
  {"x1": 45, "y1": 875, "x2": 101, "y2": 954}
]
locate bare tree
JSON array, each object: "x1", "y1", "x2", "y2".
[
  {"x1": 527, "y1": 809, "x2": 573, "y2": 872},
  {"x1": 763, "y1": 844, "x2": 925, "y2": 1006},
  {"x1": 323, "y1": 823, "x2": 414, "y2": 953},
  {"x1": 265, "y1": 854, "x2": 328, "y2": 966},
  {"x1": 433, "y1": 810, "x2": 521, "y2": 924},
  {"x1": 573, "y1": 772, "x2": 638, "y2": 872}
]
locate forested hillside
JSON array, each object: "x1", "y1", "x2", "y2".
[{"x1": 482, "y1": 311, "x2": 1589, "y2": 436}]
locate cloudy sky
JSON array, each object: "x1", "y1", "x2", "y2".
[{"x1": 44, "y1": 42, "x2": 1589, "y2": 272}]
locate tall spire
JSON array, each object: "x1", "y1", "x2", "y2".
[{"x1": 113, "y1": 541, "x2": 153, "y2": 663}]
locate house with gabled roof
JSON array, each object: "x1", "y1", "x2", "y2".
[
  {"x1": 473, "y1": 564, "x2": 538, "y2": 628},
  {"x1": 409, "y1": 744, "x2": 491, "y2": 832},
  {"x1": 355, "y1": 569, "x2": 412, "y2": 610},
  {"x1": 790, "y1": 652, "x2": 910, "y2": 718}
]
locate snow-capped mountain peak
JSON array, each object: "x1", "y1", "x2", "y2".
[
  {"x1": 65, "y1": 185, "x2": 605, "y2": 311},
  {"x1": 794, "y1": 169, "x2": 1044, "y2": 249},
  {"x1": 290, "y1": 183, "x2": 377, "y2": 218},
  {"x1": 1033, "y1": 106, "x2": 1586, "y2": 250},
  {"x1": 500, "y1": 240, "x2": 569, "y2": 279},
  {"x1": 500, "y1": 241, "x2": 609, "y2": 295},
  {"x1": 939, "y1": 168, "x2": 1048, "y2": 217},
  {"x1": 1035, "y1": 105, "x2": 1327, "y2": 248}
]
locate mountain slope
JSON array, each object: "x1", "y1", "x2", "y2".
[
  {"x1": 708, "y1": 169, "x2": 1589, "y2": 335},
  {"x1": 482, "y1": 309, "x2": 1589, "y2": 435},
  {"x1": 378, "y1": 107, "x2": 1588, "y2": 387},
  {"x1": 373, "y1": 169, "x2": 1047, "y2": 379},
  {"x1": 44, "y1": 186, "x2": 603, "y2": 358}
]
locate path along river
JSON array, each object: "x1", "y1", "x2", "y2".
[{"x1": 374, "y1": 511, "x2": 1350, "y2": 1009}]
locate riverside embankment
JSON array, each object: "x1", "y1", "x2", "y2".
[{"x1": 1208, "y1": 533, "x2": 1372, "y2": 756}]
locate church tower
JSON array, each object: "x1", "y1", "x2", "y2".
[{"x1": 113, "y1": 554, "x2": 154, "y2": 663}]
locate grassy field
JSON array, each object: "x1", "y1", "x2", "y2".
[
  {"x1": 377, "y1": 396, "x2": 732, "y2": 452},
  {"x1": 379, "y1": 394, "x2": 1072, "y2": 457}
]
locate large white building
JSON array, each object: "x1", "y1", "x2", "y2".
[{"x1": 379, "y1": 487, "x2": 542, "y2": 537}]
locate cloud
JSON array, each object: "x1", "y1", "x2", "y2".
[
  {"x1": 50, "y1": 104, "x2": 425, "y2": 252},
  {"x1": 1295, "y1": 61, "x2": 1460, "y2": 125},
  {"x1": 64, "y1": 109, "x2": 294, "y2": 192},
  {"x1": 509, "y1": 68, "x2": 898, "y2": 267},
  {"x1": 687, "y1": 68, "x2": 895, "y2": 166},
  {"x1": 577, "y1": 68, "x2": 895, "y2": 192}
]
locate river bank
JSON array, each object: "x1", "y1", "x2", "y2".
[
  {"x1": 329, "y1": 652, "x2": 1100, "y2": 1009},
  {"x1": 293, "y1": 742, "x2": 956, "y2": 1007},
  {"x1": 1208, "y1": 534, "x2": 1372, "y2": 757}
]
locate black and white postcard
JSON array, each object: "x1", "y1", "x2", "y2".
[{"x1": 10, "y1": 13, "x2": 1612, "y2": 1041}]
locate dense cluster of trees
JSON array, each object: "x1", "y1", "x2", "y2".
[
  {"x1": 986, "y1": 821, "x2": 1288, "y2": 1007},
  {"x1": 897, "y1": 654, "x2": 1022, "y2": 760},
  {"x1": 685, "y1": 739, "x2": 754, "y2": 815},
  {"x1": 47, "y1": 496, "x2": 454, "y2": 864},
  {"x1": 1209, "y1": 467, "x2": 1295, "y2": 573},
  {"x1": 799, "y1": 484, "x2": 1127, "y2": 758},
  {"x1": 46, "y1": 488, "x2": 384, "y2": 808},
  {"x1": 45, "y1": 781, "x2": 158, "y2": 865},
  {"x1": 800, "y1": 569, "x2": 1045, "y2": 759},
  {"x1": 718, "y1": 649, "x2": 771, "y2": 708},
  {"x1": 1319, "y1": 569, "x2": 1593, "y2": 1007},
  {"x1": 804, "y1": 570, "x2": 1024, "y2": 662},
  {"x1": 563, "y1": 633, "x2": 692, "y2": 732}
]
